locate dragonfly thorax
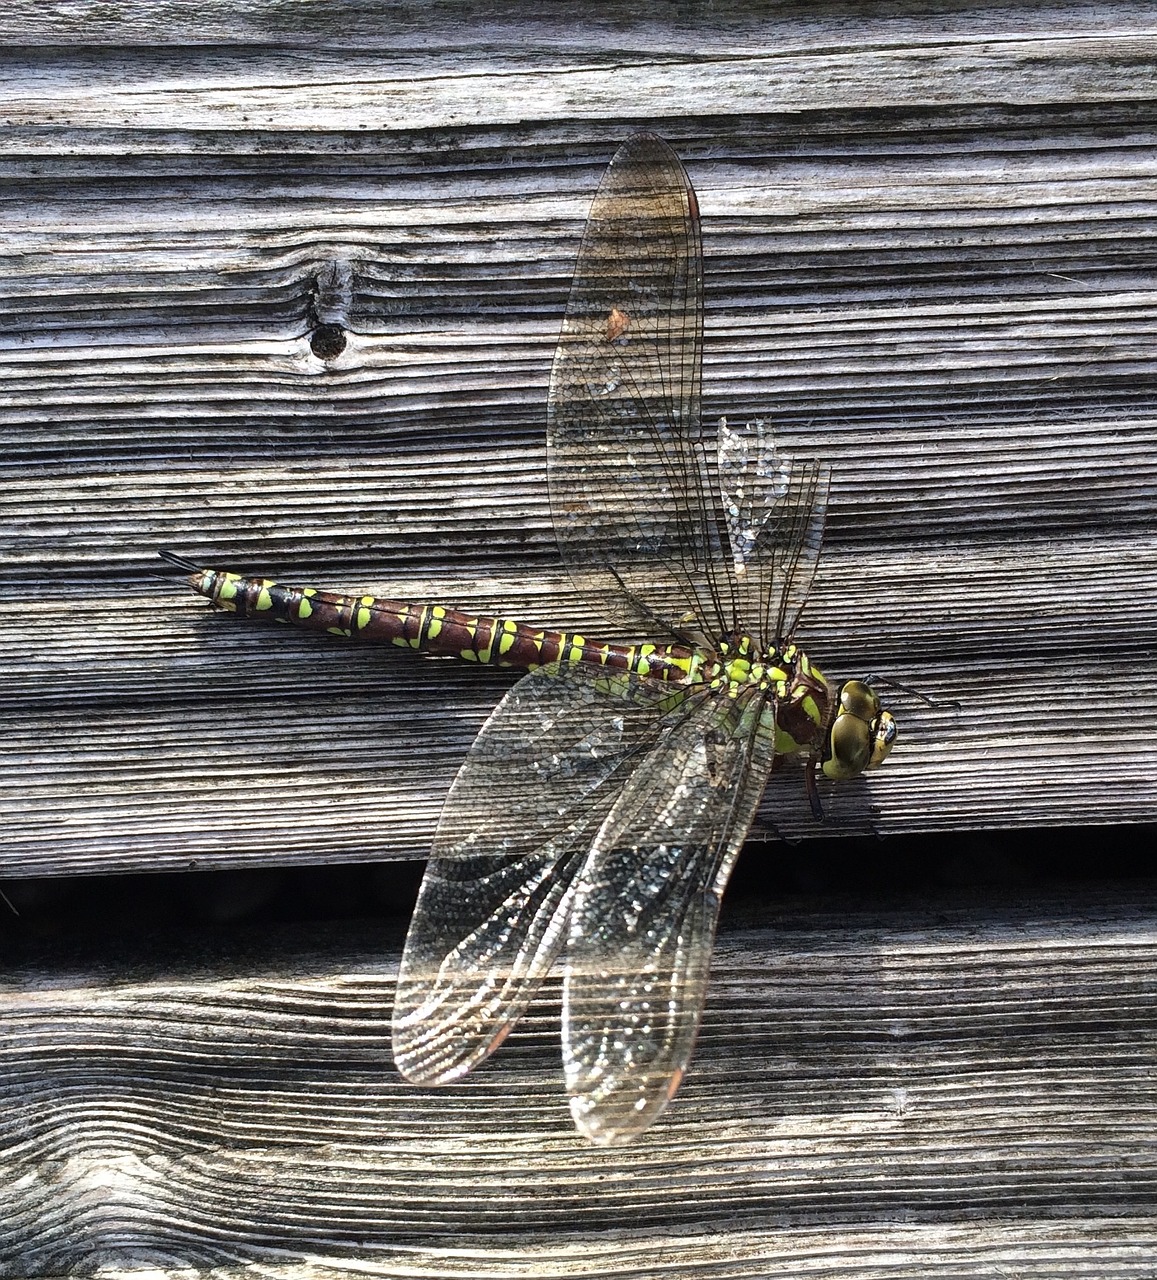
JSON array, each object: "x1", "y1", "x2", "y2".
[{"x1": 710, "y1": 633, "x2": 790, "y2": 695}]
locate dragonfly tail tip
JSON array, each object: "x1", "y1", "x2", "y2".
[{"x1": 158, "y1": 550, "x2": 203, "y2": 574}]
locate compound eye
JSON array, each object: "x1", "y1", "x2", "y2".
[
  {"x1": 839, "y1": 679, "x2": 880, "y2": 721},
  {"x1": 822, "y1": 712, "x2": 872, "y2": 779},
  {"x1": 868, "y1": 710, "x2": 897, "y2": 769}
]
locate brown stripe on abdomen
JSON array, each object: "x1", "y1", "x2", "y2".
[{"x1": 194, "y1": 571, "x2": 697, "y2": 680}]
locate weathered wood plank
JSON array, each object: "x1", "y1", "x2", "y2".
[
  {"x1": 6, "y1": 18, "x2": 1157, "y2": 130},
  {"x1": 2, "y1": 8, "x2": 1157, "y2": 1276},
  {"x1": 2, "y1": 556, "x2": 1154, "y2": 877},
  {"x1": 5, "y1": 0, "x2": 1155, "y2": 44},
  {"x1": 3, "y1": 890, "x2": 1155, "y2": 1274},
  {"x1": 4, "y1": 28, "x2": 1157, "y2": 878}
]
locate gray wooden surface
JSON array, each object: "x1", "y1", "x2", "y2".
[
  {"x1": 4, "y1": 889, "x2": 1157, "y2": 1275},
  {"x1": 3, "y1": 3, "x2": 1157, "y2": 1275},
  {"x1": 3, "y1": 6, "x2": 1157, "y2": 879}
]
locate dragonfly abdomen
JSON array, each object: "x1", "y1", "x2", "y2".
[{"x1": 183, "y1": 568, "x2": 699, "y2": 681}]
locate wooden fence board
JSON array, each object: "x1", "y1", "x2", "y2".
[
  {"x1": 4, "y1": 890, "x2": 1157, "y2": 1275},
  {"x1": 5, "y1": 19, "x2": 1157, "y2": 873},
  {"x1": 2, "y1": 6, "x2": 1156, "y2": 1274}
]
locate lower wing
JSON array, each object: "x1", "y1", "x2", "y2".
[
  {"x1": 391, "y1": 664, "x2": 697, "y2": 1085},
  {"x1": 563, "y1": 684, "x2": 778, "y2": 1144}
]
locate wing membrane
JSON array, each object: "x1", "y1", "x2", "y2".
[
  {"x1": 717, "y1": 417, "x2": 831, "y2": 646},
  {"x1": 548, "y1": 133, "x2": 733, "y2": 643},
  {"x1": 562, "y1": 685, "x2": 778, "y2": 1144},
  {"x1": 547, "y1": 137, "x2": 831, "y2": 648},
  {"x1": 396, "y1": 135, "x2": 837, "y2": 1142},
  {"x1": 392, "y1": 665, "x2": 691, "y2": 1083}
]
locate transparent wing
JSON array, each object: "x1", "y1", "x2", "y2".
[
  {"x1": 548, "y1": 136, "x2": 832, "y2": 648},
  {"x1": 547, "y1": 132, "x2": 735, "y2": 644},
  {"x1": 717, "y1": 417, "x2": 831, "y2": 647},
  {"x1": 392, "y1": 664, "x2": 690, "y2": 1084},
  {"x1": 562, "y1": 685, "x2": 778, "y2": 1145}
]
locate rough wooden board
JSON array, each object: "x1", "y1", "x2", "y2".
[
  {"x1": 3, "y1": 890, "x2": 1156, "y2": 1274},
  {"x1": 20, "y1": 1224, "x2": 1149, "y2": 1280},
  {"x1": 2, "y1": 556, "x2": 1155, "y2": 878},
  {"x1": 5, "y1": 0, "x2": 1156, "y2": 43},
  {"x1": 5, "y1": 43, "x2": 1157, "y2": 881},
  {"x1": 2, "y1": 9, "x2": 1157, "y2": 1278}
]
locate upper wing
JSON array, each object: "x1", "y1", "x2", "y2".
[
  {"x1": 391, "y1": 664, "x2": 688, "y2": 1084},
  {"x1": 547, "y1": 135, "x2": 832, "y2": 648},
  {"x1": 562, "y1": 684, "x2": 778, "y2": 1145},
  {"x1": 547, "y1": 133, "x2": 732, "y2": 644},
  {"x1": 717, "y1": 417, "x2": 831, "y2": 648}
]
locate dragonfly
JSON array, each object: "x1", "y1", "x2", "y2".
[{"x1": 163, "y1": 133, "x2": 896, "y2": 1145}]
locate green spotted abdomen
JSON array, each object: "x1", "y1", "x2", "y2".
[{"x1": 187, "y1": 569, "x2": 700, "y2": 683}]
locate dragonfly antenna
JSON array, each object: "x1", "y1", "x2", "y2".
[{"x1": 861, "y1": 673, "x2": 959, "y2": 710}]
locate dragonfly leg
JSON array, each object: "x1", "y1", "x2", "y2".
[{"x1": 804, "y1": 756, "x2": 825, "y2": 821}]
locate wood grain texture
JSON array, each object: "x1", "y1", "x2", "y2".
[
  {"x1": 2, "y1": 8, "x2": 1157, "y2": 1272},
  {"x1": 3, "y1": 890, "x2": 1156, "y2": 1274}
]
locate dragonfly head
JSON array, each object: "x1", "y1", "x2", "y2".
[{"x1": 820, "y1": 679, "x2": 897, "y2": 780}]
